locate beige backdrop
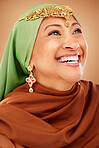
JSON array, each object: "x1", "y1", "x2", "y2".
[{"x1": 0, "y1": 0, "x2": 99, "y2": 84}]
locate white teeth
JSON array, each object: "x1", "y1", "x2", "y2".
[
  {"x1": 67, "y1": 60, "x2": 78, "y2": 63},
  {"x1": 58, "y1": 55, "x2": 79, "y2": 62},
  {"x1": 64, "y1": 57, "x2": 68, "y2": 61}
]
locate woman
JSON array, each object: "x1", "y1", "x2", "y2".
[{"x1": 0, "y1": 3, "x2": 99, "y2": 148}]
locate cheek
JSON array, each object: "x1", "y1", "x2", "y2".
[
  {"x1": 37, "y1": 38, "x2": 61, "y2": 57},
  {"x1": 33, "y1": 39, "x2": 59, "y2": 67},
  {"x1": 80, "y1": 37, "x2": 88, "y2": 56},
  {"x1": 42, "y1": 37, "x2": 61, "y2": 49},
  {"x1": 79, "y1": 37, "x2": 88, "y2": 68}
]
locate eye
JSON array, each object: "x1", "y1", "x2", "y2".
[
  {"x1": 73, "y1": 28, "x2": 82, "y2": 34},
  {"x1": 48, "y1": 30, "x2": 61, "y2": 36}
]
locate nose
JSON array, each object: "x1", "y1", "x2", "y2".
[
  {"x1": 65, "y1": 43, "x2": 80, "y2": 50},
  {"x1": 62, "y1": 39, "x2": 80, "y2": 50}
]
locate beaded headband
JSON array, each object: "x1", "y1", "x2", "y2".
[{"x1": 17, "y1": 5, "x2": 74, "y2": 27}]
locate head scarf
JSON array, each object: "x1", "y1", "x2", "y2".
[
  {"x1": 0, "y1": 3, "x2": 77, "y2": 101},
  {"x1": 0, "y1": 3, "x2": 58, "y2": 101}
]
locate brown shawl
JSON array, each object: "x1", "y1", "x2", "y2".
[{"x1": 0, "y1": 80, "x2": 99, "y2": 148}]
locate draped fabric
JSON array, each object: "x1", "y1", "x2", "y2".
[{"x1": 0, "y1": 80, "x2": 99, "y2": 148}]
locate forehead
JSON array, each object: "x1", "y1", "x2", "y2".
[{"x1": 40, "y1": 16, "x2": 78, "y2": 29}]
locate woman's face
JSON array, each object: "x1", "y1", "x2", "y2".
[{"x1": 30, "y1": 16, "x2": 88, "y2": 91}]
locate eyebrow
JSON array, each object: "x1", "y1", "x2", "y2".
[
  {"x1": 44, "y1": 24, "x2": 62, "y2": 31},
  {"x1": 44, "y1": 22, "x2": 81, "y2": 31},
  {"x1": 72, "y1": 22, "x2": 81, "y2": 27}
]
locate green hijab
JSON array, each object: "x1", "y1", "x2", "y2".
[
  {"x1": 0, "y1": 3, "x2": 58, "y2": 101},
  {"x1": 0, "y1": 3, "x2": 77, "y2": 101}
]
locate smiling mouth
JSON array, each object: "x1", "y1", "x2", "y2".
[{"x1": 56, "y1": 53, "x2": 80, "y2": 66}]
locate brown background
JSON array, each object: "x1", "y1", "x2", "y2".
[{"x1": 0, "y1": 0, "x2": 99, "y2": 84}]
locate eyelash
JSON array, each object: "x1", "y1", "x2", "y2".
[
  {"x1": 48, "y1": 28, "x2": 82, "y2": 36},
  {"x1": 73, "y1": 28, "x2": 82, "y2": 34},
  {"x1": 48, "y1": 30, "x2": 61, "y2": 36}
]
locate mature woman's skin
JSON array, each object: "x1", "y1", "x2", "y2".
[{"x1": 29, "y1": 16, "x2": 88, "y2": 91}]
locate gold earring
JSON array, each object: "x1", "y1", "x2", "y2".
[{"x1": 26, "y1": 66, "x2": 36, "y2": 93}]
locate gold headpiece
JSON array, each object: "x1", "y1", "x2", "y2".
[{"x1": 17, "y1": 5, "x2": 74, "y2": 27}]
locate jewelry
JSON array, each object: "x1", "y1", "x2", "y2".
[
  {"x1": 26, "y1": 66, "x2": 36, "y2": 93},
  {"x1": 16, "y1": 5, "x2": 74, "y2": 28}
]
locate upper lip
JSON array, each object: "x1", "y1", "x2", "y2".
[{"x1": 56, "y1": 53, "x2": 80, "y2": 60}]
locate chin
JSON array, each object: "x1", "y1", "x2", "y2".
[
  {"x1": 60, "y1": 70, "x2": 83, "y2": 84},
  {"x1": 68, "y1": 75, "x2": 82, "y2": 83}
]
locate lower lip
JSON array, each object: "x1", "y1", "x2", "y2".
[{"x1": 57, "y1": 60, "x2": 80, "y2": 67}]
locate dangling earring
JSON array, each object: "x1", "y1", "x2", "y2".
[{"x1": 26, "y1": 66, "x2": 36, "y2": 93}]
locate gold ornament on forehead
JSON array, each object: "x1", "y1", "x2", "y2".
[{"x1": 17, "y1": 5, "x2": 74, "y2": 27}]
